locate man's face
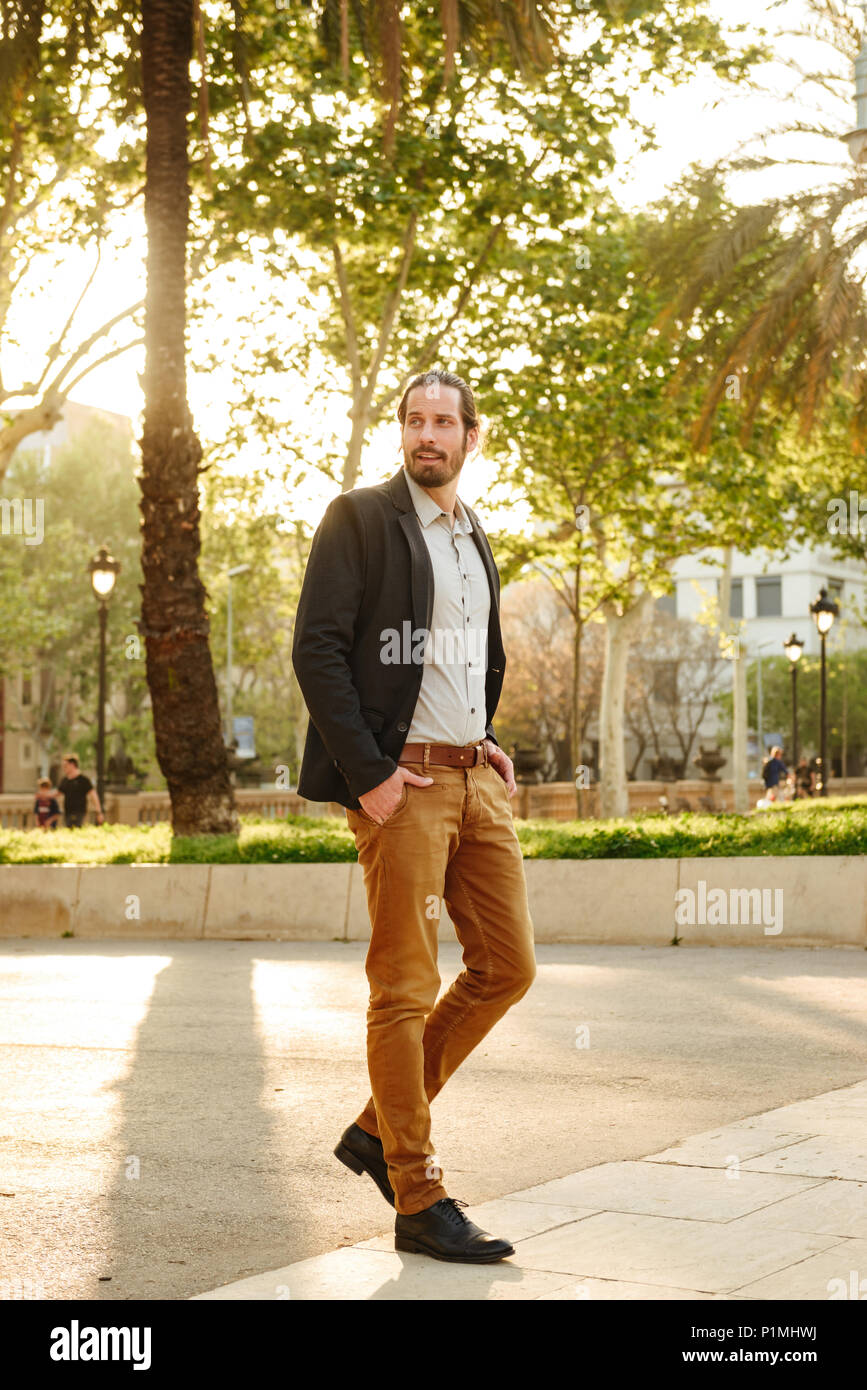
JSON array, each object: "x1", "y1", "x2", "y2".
[
  {"x1": 62, "y1": 760, "x2": 76, "y2": 777},
  {"x1": 401, "y1": 385, "x2": 478, "y2": 488}
]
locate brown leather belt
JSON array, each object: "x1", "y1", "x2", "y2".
[{"x1": 398, "y1": 742, "x2": 488, "y2": 768}]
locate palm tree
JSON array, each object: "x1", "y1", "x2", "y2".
[
  {"x1": 316, "y1": 0, "x2": 560, "y2": 154},
  {"x1": 139, "y1": 0, "x2": 238, "y2": 834},
  {"x1": 650, "y1": 0, "x2": 867, "y2": 453}
]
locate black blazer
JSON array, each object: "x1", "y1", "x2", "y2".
[{"x1": 292, "y1": 466, "x2": 506, "y2": 809}]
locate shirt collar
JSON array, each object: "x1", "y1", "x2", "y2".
[{"x1": 403, "y1": 466, "x2": 473, "y2": 533}]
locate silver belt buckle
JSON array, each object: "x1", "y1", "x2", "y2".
[{"x1": 475, "y1": 742, "x2": 485, "y2": 766}]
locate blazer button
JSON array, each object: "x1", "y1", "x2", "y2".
[{"x1": 397, "y1": 721, "x2": 408, "y2": 732}]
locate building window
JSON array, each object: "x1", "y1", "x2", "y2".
[
  {"x1": 21, "y1": 673, "x2": 32, "y2": 706},
  {"x1": 21, "y1": 741, "x2": 34, "y2": 766},
  {"x1": 655, "y1": 592, "x2": 677, "y2": 617},
  {"x1": 730, "y1": 578, "x2": 743, "y2": 619},
  {"x1": 755, "y1": 576, "x2": 782, "y2": 617},
  {"x1": 827, "y1": 578, "x2": 844, "y2": 602}
]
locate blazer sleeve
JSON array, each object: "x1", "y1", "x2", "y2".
[{"x1": 292, "y1": 492, "x2": 398, "y2": 800}]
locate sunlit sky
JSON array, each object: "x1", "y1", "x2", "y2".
[{"x1": 12, "y1": 0, "x2": 864, "y2": 530}]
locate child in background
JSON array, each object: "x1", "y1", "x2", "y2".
[{"x1": 33, "y1": 777, "x2": 61, "y2": 830}]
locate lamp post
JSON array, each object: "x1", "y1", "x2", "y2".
[
  {"x1": 87, "y1": 545, "x2": 121, "y2": 811},
  {"x1": 224, "y1": 564, "x2": 250, "y2": 744},
  {"x1": 843, "y1": 1, "x2": 867, "y2": 163},
  {"x1": 809, "y1": 589, "x2": 839, "y2": 796},
  {"x1": 782, "y1": 633, "x2": 804, "y2": 767}
]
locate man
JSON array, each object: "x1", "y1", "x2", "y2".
[
  {"x1": 58, "y1": 755, "x2": 104, "y2": 828},
  {"x1": 292, "y1": 369, "x2": 536, "y2": 1264},
  {"x1": 762, "y1": 746, "x2": 788, "y2": 796}
]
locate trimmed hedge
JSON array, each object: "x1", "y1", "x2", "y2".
[{"x1": 1, "y1": 796, "x2": 866, "y2": 864}]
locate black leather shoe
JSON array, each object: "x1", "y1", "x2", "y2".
[
  {"x1": 334, "y1": 1123, "x2": 395, "y2": 1207},
  {"x1": 394, "y1": 1197, "x2": 515, "y2": 1263}
]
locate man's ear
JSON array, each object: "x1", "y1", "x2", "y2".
[{"x1": 465, "y1": 425, "x2": 479, "y2": 456}]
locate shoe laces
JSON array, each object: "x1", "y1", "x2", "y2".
[{"x1": 440, "y1": 1197, "x2": 470, "y2": 1225}]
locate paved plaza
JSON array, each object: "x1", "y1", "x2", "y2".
[
  {"x1": 196, "y1": 1081, "x2": 867, "y2": 1300},
  {"x1": 1, "y1": 938, "x2": 865, "y2": 1301}
]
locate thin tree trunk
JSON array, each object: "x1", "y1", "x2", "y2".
[
  {"x1": 718, "y1": 546, "x2": 748, "y2": 813},
  {"x1": 598, "y1": 592, "x2": 653, "y2": 818},
  {"x1": 571, "y1": 562, "x2": 583, "y2": 816},
  {"x1": 732, "y1": 645, "x2": 748, "y2": 812},
  {"x1": 841, "y1": 640, "x2": 848, "y2": 791},
  {"x1": 139, "y1": 0, "x2": 238, "y2": 835},
  {"x1": 343, "y1": 408, "x2": 369, "y2": 493}
]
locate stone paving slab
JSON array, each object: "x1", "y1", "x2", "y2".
[
  {"x1": 740, "y1": 1137, "x2": 867, "y2": 1182},
  {"x1": 190, "y1": 1246, "x2": 577, "y2": 1301},
  {"x1": 725, "y1": 1236, "x2": 867, "y2": 1301},
  {"x1": 511, "y1": 1210, "x2": 839, "y2": 1295},
  {"x1": 728, "y1": 1179, "x2": 867, "y2": 1239},
  {"x1": 511, "y1": 1161, "x2": 822, "y2": 1222},
  {"x1": 191, "y1": 1078, "x2": 866, "y2": 1301},
  {"x1": 643, "y1": 1127, "x2": 819, "y2": 1167}
]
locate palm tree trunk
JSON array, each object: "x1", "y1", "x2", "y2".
[{"x1": 139, "y1": 0, "x2": 238, "y2": 835}]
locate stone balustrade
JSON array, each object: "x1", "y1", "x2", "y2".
[{"x1": 3, "y1": 777, "x2": 864, "y2": 830}]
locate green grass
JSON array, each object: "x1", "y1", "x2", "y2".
[{"x1": 1, "y1": 796, "x2": 866, "y2": 863}]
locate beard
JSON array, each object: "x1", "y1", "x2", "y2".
[{"x1": 403, "y1": 439, "x2": 466, "y2": 488}]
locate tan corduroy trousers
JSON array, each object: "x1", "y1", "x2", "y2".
[{"x1": 345, "y1": 752, "x2": 536, "y2": 1215}]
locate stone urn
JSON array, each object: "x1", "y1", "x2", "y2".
[
  {"x1": 106, "y1": 749, "x2": 147, "y2": 793},
  {"x1": 511, "y1": 744, "x2": 545, "y2": 784},
  {"x1": 225, "y1": 741, "x2": 267, "y2": 787},
  {"x1": 692, "y1": 743, "x2": 726, "y2": 782},
  {"x1": 650, "y1": 754, "x2": 680, "y2": 782}
]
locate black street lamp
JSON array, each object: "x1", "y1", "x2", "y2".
[
  {"x1": 88, "y1": 545, "x2": 121, "y2": 812},
  {"x1": 782, "y1": 633, "x2": 804, "y2": 767},
  {"x1": 808, "y1": 588, "x2": 839, "y2": 796}
]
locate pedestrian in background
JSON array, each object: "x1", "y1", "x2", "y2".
[
  {"x1": 33, "y1": 777, "x2": 61, "y2": 830},
  {"x1": 762, "y1": 745, "x2": 788, "y2": 795},
  {"x1": 795, "y1": 758, "x2": 814, "y2": 798},
  {"x1": 57, "y1": 754, "x2": 104, "y2": 828}
]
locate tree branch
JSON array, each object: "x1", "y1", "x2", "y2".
[
  {"x1": 44, "y1": 298, "x2": 145, "y2": 398},
  {"x1": 362, "y1": 208, "x2": 418, "y2": 407},
  {"x1": 59, "y1": 334, "x2": 145, "y2": 399},
  {"x1": 332, "y1": 240, "x2": 363, "y2": 401}
]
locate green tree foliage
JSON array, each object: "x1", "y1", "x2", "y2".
[
  {"x1": 199, "y1": 462, "x2": 312, "y2": 782},
  {"x1": 192, "y1": 0, "x2": 760, "y2": 489},
  {"x1": 473, "y1": 204, "x2": 792, "y2": 795},
  {"x1": 0, "y1": 415, "x2": 156, "y2": 779},
  {"x1": 0, "y1": 0, "x2": 146, "y2": 474}
]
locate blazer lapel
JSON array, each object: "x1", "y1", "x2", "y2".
[
  {"x1": 399, "y1": 511, "x2": 434, "y2": 636},
  {"x1": 389, "y1": 469, "x2": 434, "y2": 636}
]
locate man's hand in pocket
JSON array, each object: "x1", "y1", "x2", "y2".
[
  {"x1": 483, "y1": 740, "x2": 517, "y2": 797},
  {"x1": 358, "y1": 766, "x2": 433, "y2": 825}
]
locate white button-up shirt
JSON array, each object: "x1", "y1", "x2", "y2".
[{"x1": 403, "y1": 467, "x2": 490, "y2": 746}]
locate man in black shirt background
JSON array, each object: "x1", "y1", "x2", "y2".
[{"x1": 57, "y1": 754, "x2": 104, "y2": 828}]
